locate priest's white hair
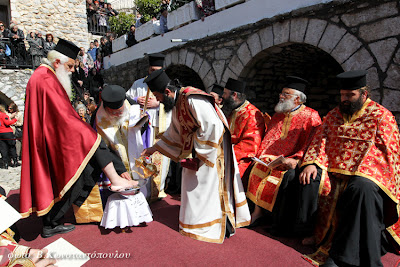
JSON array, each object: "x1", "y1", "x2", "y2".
[
  {"x1": 42, "y1": 50, "x2": 73, "y2": 98},
  {"x1": 42, "y1": 50, "x2": 70, "y2": 65}
]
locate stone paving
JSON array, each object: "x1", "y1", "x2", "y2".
[{"x1": 0, "y1": 165, "x2": 21, "y2": 195}]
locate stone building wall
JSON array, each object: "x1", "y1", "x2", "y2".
[
  {"x1": 0, "y1": 69, "x2": 33, "y2": 112},
  {"x1": 10, "y1": 0, "x2": 90, "y2": 48},
  {"x1": 104, "y1": 0, "x2": 400, "y2": 122}
]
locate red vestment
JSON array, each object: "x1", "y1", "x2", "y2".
[
  {"x1": 247, "y1": 105, "x2": 322, "y2": 211},
  {"x1": 228, "y1": 100, "x2": 265, "y2": 177},
  {"x1": 20, "y1": 65, "x2": 100, "y2": 218},
  {"x1": 301, "y1": 98, "x2": 400, "y2": 265}
]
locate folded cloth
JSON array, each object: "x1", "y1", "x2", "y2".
[{"x1": 100, "y1": 192, "x2": 153, "y2": 229}]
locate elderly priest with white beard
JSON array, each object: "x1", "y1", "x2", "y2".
[
  {"x1": 247, "y1": 76, "x2": 322, "y2": 237},
  {"x1": 20, "y1": 39, "x2": 138, "y2": 238}
]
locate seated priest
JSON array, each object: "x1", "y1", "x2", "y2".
[
  {"x1": 247, "y1": 76, "x2": 322, "y2": 237},
  {"x1": 221, "y1": 78, "x2": 265, "y2": 180},
  {"x1": 300, "y1": 70, "x2": 400, "y2": 267}
]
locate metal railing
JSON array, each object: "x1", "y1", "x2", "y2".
[
  {"x1": 0, "y1": 38, "x2": 33, "y2": 69},
  {"x1": 87, "y1": 12, "x2": 110, "y2": 36}
]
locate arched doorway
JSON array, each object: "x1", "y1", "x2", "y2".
[
  {"x1": 165, "y1": 64, "x2": 205, "y2": 91},
  {"x1": 240, "y1": 43, "x2": 343, "y2": 117}
]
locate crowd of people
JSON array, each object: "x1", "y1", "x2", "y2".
[
  {"x1": 0, "y1": 23, "x2": 399, "y2": 266},
  {"x1": 86, "y1": 0, "x2": 119, "y2": 34}
]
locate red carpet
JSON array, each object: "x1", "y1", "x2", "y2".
[{"x1": 6, "y1": 191, "x2": 400, "y2": 266}]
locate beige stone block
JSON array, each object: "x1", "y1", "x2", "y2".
[
  {"x1": 222, "y1": 67, "x2": 238, "y2": 85},
  {"x1": 179, "y1": 49, "x2": 188, "y2": 65},
  {"x1": 192, "y1": 54, "x2": 204, "y2": 73},
  {"x1": 273, "y1": 20, "x2": 290, "y2": 45},
  {"x1": 383, "y1": 64, "x2": 400, "y2": 89},
  {"x1": 369, "y1": 38, "x2": 398, "y2": 72},
  {"x1": 289, "y1": 18, "x2": 308, "y2": 43},
  {"x1": 198, "y1": 60, "x2": 211, "y2": 80},
  {"x1": 341, "y1": 48, "x2": 374, "y2": 72},
  {"x1": 215, "y1": 48, "x2": 232, "y2": 60},
  {"x1": 304, "y1": 19, "x2": 327, "y2": 47},
  {"x1": 247, "y1": 33, "x2": 261, "y2": 57},
  {"x1": 341, "y1": 2, "x2": 398, "y2": 27},
  {"x1": 331, "y1": 33, "x2": 362, "y2": 64},
  {"x1": 259, "y1": 26, "x2": 273, "y2": 50},
  {"x1": 185, "y1": 51, "x2": 195, "y2": 68},
  {"x1": 237, "y1": 43, "x2": 251, "y2": 67},
  {"x1": 359, "y1": 17, "x2": 400, "y2": 42},
  {"x1": 212, "y1": 60, "x2": 225, "y2": 83},
  {"x1": 318, "y1": 24, "x2": 346, "y2": 53},
  {"x1": 203, "y1": 71, "x2": 217, "y2": 91},
  {"x1": 170, "y1": 50, "x2": 179, "y2": 65},
  {"x1": 228, "y1": 55, "x2": 244, "y2": 77}
]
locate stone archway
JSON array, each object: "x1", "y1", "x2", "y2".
[
  {"x1": 165, "y1": 64, "x2": 205, "y2": 91},
  {"x1": 221, "y1": 18, "x2": 378, "y2": 116},
  {"x1": 240, "y1": 43, "x2": 343, "y2": 117},
  {"x1": 165, "y1": 49, "x2": 216, "y2": 92}
]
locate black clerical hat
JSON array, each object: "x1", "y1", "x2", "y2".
[
  {"x1": 101, "y1": 85, "x2": 126, "y2": 109},
  {"x1": 285, "y1": 76, "x2": 309, "y2": 93},
  {"x1": 148, "y1": 53, "x2": 165, "y2": 67},
  {"x1": 336, "y1": 70, "x2": 367, "y2": 90},
  {"x1": 225, "y1": 78, "x2": 246, "y2": 93},
  {"x1": 144, "y1": 69, "x2": 171, "y2": 93},
  {"x1": 211, "y1": 83, "x2": 224, "y2": 97},
  {"x1": 54, "y1": 38, "x2": 80, "y2": 59}
]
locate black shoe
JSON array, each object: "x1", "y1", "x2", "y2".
[
  {"x1": 41, "y1": 224, "x2": 75, "y2": 238},
  {"x1": 320, "y1": 257, "x2": 339, "y2": 267},
  {"x1": 12, "y1": 158, "x2": 20, "y2": 167}
]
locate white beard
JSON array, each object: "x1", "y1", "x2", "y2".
[
  {"x1": 55, "y1": 66, "x2": 72, "y2": 98},
  {"x1": 274, "y1": 97, "x2": 296, "y2": 113},
  {"x1": 104, "y1": 105, "x2": 129, "y2": 127}
]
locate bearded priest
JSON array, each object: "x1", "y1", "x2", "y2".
[
  {"x1": 247, "y1": 76, "x2": 322, "y2": 237},
  {"x1": 20, "y1": 39, "x2": 138, "y2": 238},
  {"x1": 142, "y1": 69, "x2": 251, "y2": 243},
  {"x1": 221, "y1": 78, "x2": 265, "y2": 181},
  {"x1": 301, "y1": 70, "x2": 400, "y2": 267}
]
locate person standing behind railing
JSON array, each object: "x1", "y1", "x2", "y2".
[
  {"x1": 0, "y1": 104, "x2": 18, "y2": 169},
  {"x1": 8, "y1": 24, "x2": 26, "y2": 65},
  {"x1": 43, "y1": 33, "x2": 56, "y2": 56},
  {"x1": 26, "y1": 31, "x2": 44, "y2": 69},
  {"x1": 0, "y1": 21, "x2": 9, "y2": 38}
]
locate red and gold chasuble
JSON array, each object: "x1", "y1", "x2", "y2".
[
  {"x1": 301, "y1": 98, "x2": 400, "y2": 265},
  {"x1": 228, "y1": 100, "x2": 265, "y2": 177},
  {"x1": 247, "y1": 105, "x2": 322, "y2": 211}
]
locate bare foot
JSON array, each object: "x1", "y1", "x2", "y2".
[
  {"x1": 109, "y1": 179, "x2": 139, "y2": 191},
  {"x1": 302, "y1": 236, "x2": 316, "y2": 246}
]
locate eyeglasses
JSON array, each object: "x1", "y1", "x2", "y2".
[
  {"x1": 0, "y1": 25, "x2": 4, "y2": 27},
  {"x1": 279, "y1": 92, "x2": 296, "y2": 97}
]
